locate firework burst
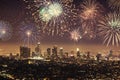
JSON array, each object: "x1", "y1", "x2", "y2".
[
  {"x1": 98, "y1": 13, "x2": 120, "y2": 46},
  {"x1": 108, "y1": 0, "x2": 120, "y2": 11},
  {"x1": 80, "y1": 0, "x2": 102, "y2": 38},
  {"x1": 70, "y1": 28, "x2": 82, "y2": 42},
  {"x1": 80, "y1": 0, "x2": 99, "y2": 20},
  {"x1": 0, "y1": 21, "x2": 12, "y2": 41},
  {"x1": 23, "y1": 0, "x2": 78, "y2": 36},
  {"x1": 82, "y1": 30, "x2": 97, "y2": 39},
  {"x1": 18, "y1": 22, "x2": 42, "y2": 46}
]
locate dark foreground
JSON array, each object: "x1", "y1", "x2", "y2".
[{"x1": 0, "y1": 57, "x2": 120, "y2": 80}]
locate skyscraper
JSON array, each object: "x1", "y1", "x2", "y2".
[
  {"x1": 20, "y1": 46, "x2": 30, "y2": 58},
  {"x1": 35, "y1": 42, "x2": 42, "y2": 57},
  {"x1": 52, "y1": 45, "x2": 57, "y2": 56},
  {"x1": 59, "y1": 47, "x2": 63, "y2": 58},
  {"x1": 47, "y1": 48, "x2": 51, "y2": 57}
]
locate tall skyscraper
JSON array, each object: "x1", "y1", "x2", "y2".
[
  {"x1": 52, "y1": 45, "x2": 57, "y2": 56},
  {"x1": 59, "y1": 47, "x2": 63, "y2": 58},
  {"x1": 47, "y1": 48, "x2": 51, "y2": 57},
  {"x1": 35, "y1": 42, "x2": 42, "y2": 57},
  {"x1": 20, "y1": 46, "x2": 30, "y2": 58}
]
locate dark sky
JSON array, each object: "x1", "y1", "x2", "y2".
[
  {"x1": 0, "y1": 0, "x2": 109, "y2": 44},
  {"x1": 0, "y1": 0, "x2": 25, "y2": 23}
]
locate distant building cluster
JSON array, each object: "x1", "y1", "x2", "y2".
[
  {"x1": 0, "y1": 43, "x2": 120, "y2": 79},
  {"x1": 7, "y1": 43, "x2": 120, "y2": 63}
]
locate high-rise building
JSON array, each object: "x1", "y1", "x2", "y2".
[
  {"x1": 109, "y1": 50, "x2": 113, "y2": 57},
  {"x1": 52, "y1": 45, "x2": 57, "y2": 55},
  {"x1": 106, "y1": 50, "x2": 113, "y2": 60},
  {"x1": 47, "y1": 48, "x2": 51, "y2": 57},
  {"x1": 64, "y1": 52, "x2": 68, "y2": 58},
  {"x1": 59, "y1": 47, "x2": 63, "y2": 58},
  {"x1": 35, "y1": 42, "x2": 42, "y2": 57},
  {"x1": 32, "y1": 52, "x2": 35, "y2": 57},
  {"x1": 86, "y1": 52, "x2": 90, "y2": 60},
  {"x1": 9, "y1": 53, "x2": 14, "y2": 59},
  {"x1": 76, "y1": 48, "x2": 81, "y2": 58},
  {"x1": 96, "y1": 53, "x2": 101, "y2": 62},
  {"x1": 20, "y1": 46, "x2": 30, "y2": 58}
]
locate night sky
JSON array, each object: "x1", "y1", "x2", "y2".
[
  {"x1": 0, "y1": 0, "x2": 108, "y2": 43},
  {"x1": 0, "y1": 0, "x2": 120, "y2": 54}
]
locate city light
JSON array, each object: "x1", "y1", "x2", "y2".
[
  {"x1": 76, "y1": 48, "x2": 79, "y2": 51},
  {"x1": 60, "y1": 47, "x2": 63, "y2": 50},
  {"x1": 37, "y1": 42, "x2": 40, "y2": 45}
]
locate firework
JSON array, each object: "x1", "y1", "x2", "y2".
[
  {"x1": 19, "y1": 22, "x2": 42, "y2": 46},
  {"x1": 70, "y1": 28, "x2": 82, "y2": 42},
  {"x1": 80, "y1": 0, "x2": 99, "y2": 20},
  {"x1": 98, "y1": 13, "x2": 120, "y2": 46},
  {"x1": 48, "y1": 2, "x2": 63, "y2": 17},
  {"x1": 82, "y1": 30, "x2": 97, "y2": 39},
  {"x1": 39, "y1": 7, "x2": 52, "y2": 22},
  {"x1": 0, "y1": 21, "x2": 12, "y2": 41},
  {"x1": 108, "y1": 0, "x2": 120, "y2": 11},
  {"x1": 80, "y1": 0, "x2": 102, "y2": 36},
  {"x1": 24, "y1": 0, "x2": 78, "y2": 36}
]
